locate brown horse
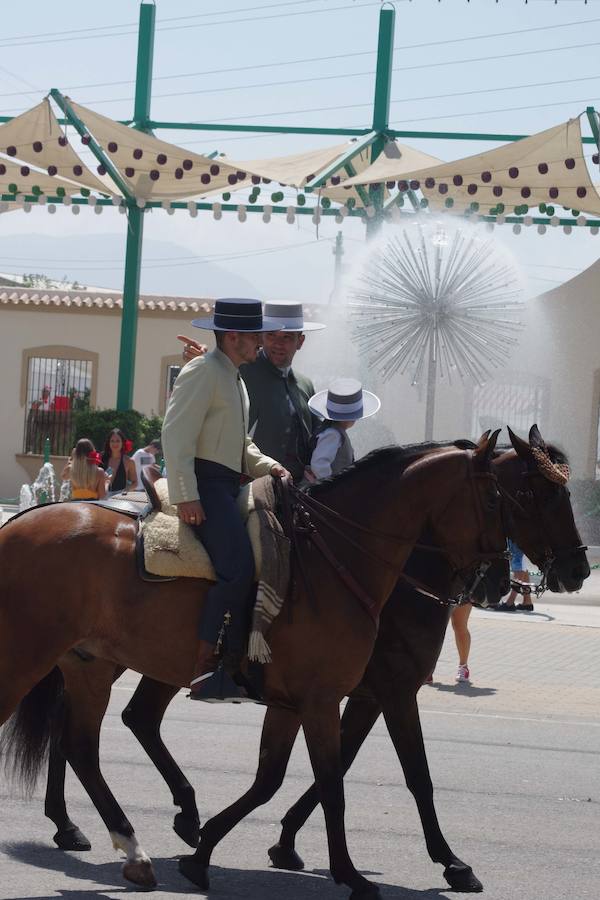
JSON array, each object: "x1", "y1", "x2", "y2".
[
  {"x1": 7, "y1": 425, "x2": 588, "y2": 895},
  {"x1": 0, "y1": 436, "x2": 508, "y2": 898}
]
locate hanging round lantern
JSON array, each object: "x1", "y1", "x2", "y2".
[
  {"x1": 23, "y1": 202, "x2": 32, "y2": 213},
  {"x1": 212, "y1": 202, "x2": 222, "y2": 220},
  {"x1": 63, "y1": 195, "x2": 72, "y2": 207},
  {"x1": 590, "y1": 226, "x2": 599, "y2": 235},
  {"x1": 537, "y1": 224, "x2": 546, "y2": 235},
  {"x1": 88, "y1": 195, "x2": 97, "y2": 207},
  {"x1": 550, "y1": 216, "x2": 560, "y2": 227},
  {"x1": 48, "y1": 204, "x2": 57, "y2": 214},
  {"x1": 523, "y1": 216, "x2": 533, "y2": 226},
  {"x1": 58, "y1": 136, "x2": 68, "y2": 148},
  {"x1": 174, "y1": 168, "x2": 184, "y2": 180},
  {"x1": 210, "y1": 164, "x2": 221, "y2": 177},
  {"x1": 188, "y1": 201, "x2": 198, "y2": 217},
  {"x1": 47, "y1": 165, "x2": 57, "y2": 177},
  {"x1": 563, "y1": 225, "x2": 572, "y2": 234},
  {"x1": 108, "y1": 142, "x2": 118, "y2": 153},
  {"x1": 136, "y1": 198, "x2": 146, "y2": 209},
  {"x1": 32, "y1": 141, "x2": 43, "y2": 153},
  {"x1": 71, "y1": 204, "x2": 80, "y2": 216},
  {"x1": 166, "y1": 205, "x2": 175, "y2": 215},
  {"x1": 237, "y1": 205, "x2": 247, "y2": 222},
  {"x1": 576, "y1": 215, "x2": 586, "y2": 226},
  {"x1": 133, "y1": 148, "x2": 143, "y2": 160},
  {"x1": 94, "y1": 204, "x2": 103, "y2": 215},
  {"x1": 513, "y1": 223, "x2": 521, "y2": 234}
]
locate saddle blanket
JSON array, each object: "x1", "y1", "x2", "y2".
[
  {"x1": 141, "y1": 477, "x2": 290, "y2": 662},
  {"x1": 142, "y1": 478, "x2": 261, "y2": 579}
]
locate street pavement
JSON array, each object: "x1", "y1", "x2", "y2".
[{"x1": 0, "y1": 507, "x2": 599, "y2": 899}]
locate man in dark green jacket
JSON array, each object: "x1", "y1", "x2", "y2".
[{"x1": 179, "y1": 301, "x2": 325, "y2": 482}]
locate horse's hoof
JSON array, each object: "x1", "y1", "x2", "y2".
[
  {"x1": 443, "y1": 863, "x2": 483, "y2": 892},
  {"x1": 173, "y1": 812, "x2": 201, "y2": 848},
  {"x1": 122, "y1": 859, "x2": 157, "y2": 890},
  {"x1": 179, "y1": 854, "x2": 210, "y2": 890},
  {"x1": 349, "y1": 884, "x2": 382, "y2": 900},
  {"x1": 268, "y1": 842, "x2": 305, "y2": 871},
  {"x1": 53, "y1": 825, "x2": 92, "y2": 852}
]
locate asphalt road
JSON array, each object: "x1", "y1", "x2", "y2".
[{"x1": 0, "y1": 609, "x2": 599, "y2": 900}]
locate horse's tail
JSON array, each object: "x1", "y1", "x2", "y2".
[{"x1": 0, "y1": 667, "x2": 64, "y2": 796}]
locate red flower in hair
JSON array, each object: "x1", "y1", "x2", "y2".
[
  {"x1": 87, "y1": 451, "x2": 102, "y2": 465},
  {"x1": 123, "y1": 439, "x2": 133, "y2": 454}
]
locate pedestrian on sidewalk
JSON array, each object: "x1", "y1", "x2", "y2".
[{"x1": 492, "y1": 540, "x2": 533, "y2": 612}]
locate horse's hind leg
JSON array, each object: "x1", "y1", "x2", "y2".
[
  {"x1": 178, "y1": 706, "x2": 301, "y2": 891},
  {"x1": 58, "y1": 659, "x2": 156, "y2": 890},
  {"x1": 45, "y1": 657, "x2": 126, "y2": 852},
  {"x1": 302, "y1": 702, "x2": 381, "y2": 899},
  {"x1": 380, "y1": 693, "x2": 483, "y2": 893},
  {"x1": 269, "y1": 691, "x2": 383, "y2": 872},
  {"x1": 121, "y1": 676, "x2": 200, "y2": 847}
]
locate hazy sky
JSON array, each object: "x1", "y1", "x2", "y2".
[{"x1": 0, "y1": 0, "x2": 599, "y2": 300}]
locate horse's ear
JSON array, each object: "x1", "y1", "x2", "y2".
[
  {"x1": 529, "y1": 423, "x2": 548, "y2": 453},
  {"x1": 473, "y1": 429, "x2": 500, "y2": 465},
  {"x1": 507, "y1": 426, "x2": 531, "y2": 460}
]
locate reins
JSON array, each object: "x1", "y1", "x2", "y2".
[{"x1": 280, "y1": 451, "x2": 504, "y2": 617}]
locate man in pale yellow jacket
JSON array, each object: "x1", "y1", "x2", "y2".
[{"x1": 162, "y1": 298, "x2": 289, "y2": 698}]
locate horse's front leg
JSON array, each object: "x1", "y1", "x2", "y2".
[
  {"x1": 380, "y1": 693, "x2": 483, "y2": 892},
  {"x1": 121, "y1": 675, "x2": 200, "y2": 847},
  {"x1": 269, "y1": 691, "x2": 383, "y2": 872},
  {"x1": 45, "y1": 737, "x2": 91, "y2": 851},
  {"x1": 59, "y1": 660, "x2": 156, "y2": 890},
  {"x1": 179, "y1": 706, "x2": 301, "y2": 891},
  {"x1": 302, "y1": 701, "x2": 381, "y2": 900}
]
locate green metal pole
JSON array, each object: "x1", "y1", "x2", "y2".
[
  {"x1": 116, "y1": 0, "x2": 156, "y2": 411},
  {"x1": 367, "y1": 4, "x2": 395, "y2": 238},
  {"x1": 586, "y1": 106, "x2": 600, "y2": 151}
]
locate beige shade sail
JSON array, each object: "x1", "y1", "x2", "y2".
[
  {"x1": 222, "y1": 141, "x2": 377, "y2": 207},
  {"x1": 368, "y1": 118, "x2": 600, "y2": 217},
  {"x1": 69, "y1": 100, "x2": 243, "y2": 201},
  {"x1": 336, "y1": 140, "x2": 443, "y2": 187},
  {"x1": 0, "y1": 100, "x2": 114, "y2": 195},
  {"x1": 0, "y1": 155, "x2": 102, "y2": 197}
]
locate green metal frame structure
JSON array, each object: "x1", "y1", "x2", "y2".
[{"x1": 1, "y1": 1, "x2": 599, "y2": 408}]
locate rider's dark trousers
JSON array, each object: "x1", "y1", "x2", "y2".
[{"x1": 191, "y1": 458, "x2": 255, "y2": 655}]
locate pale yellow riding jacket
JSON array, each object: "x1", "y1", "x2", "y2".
[{"x1": 162, "y1": 348, "x2": 278, "y2": 505}]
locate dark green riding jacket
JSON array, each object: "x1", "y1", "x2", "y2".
[{"x1": 240, "y1": 350, "x2": 318, "y2": 482}]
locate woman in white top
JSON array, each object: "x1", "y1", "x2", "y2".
[{"x1": 305, "y1": 378, "x2": 380, "y2": 481}]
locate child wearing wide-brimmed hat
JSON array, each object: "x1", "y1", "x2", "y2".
[{"x1": 305, "y1": 377, "x2": 380, "y2": 481}]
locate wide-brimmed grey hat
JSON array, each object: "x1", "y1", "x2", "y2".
[
  {"x1": 308, "y1": 378, "x2": 381, "y2": 422},
  {"x1": 263, "y1": 300, "x2": 325, "y2": 332},
  {"x1": 191, "y1": 298, "x2": 284, "y2": 332}
]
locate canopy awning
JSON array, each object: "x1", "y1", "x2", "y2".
[{"x1": 339, "y1": 118, "x2": 600, "y2": 218}]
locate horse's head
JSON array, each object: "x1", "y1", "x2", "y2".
[
  {"x1": 498, "y1": 424, "x2": 590, "y2": 593},
  {"x1": 427, "y1": 429, "x2": 510, "y2": 607}
]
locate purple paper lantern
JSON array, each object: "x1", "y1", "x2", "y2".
[
  {"x1": 0, "y1": 164, "x2": 5, "y2": 175},
  {"x1": 201, "y1": 173, "x2": 211, "y2": 185},
  {"x1": 20, "y1": 166, "x2": 30, "y2": 176},
  {"x1": 125, "y1": 167, "x2": 135, "y2": 178},
  {"x1": 331, "y1": 175, "x2": 341, "y2": 185},
  {"x1": 73, "y1": 165, "x2": 83, "y2": 176},
  {"x1": 576, "y1": 186, "x2": 587, "y2": 198},
  {"x1": 32, "y1": 141, "x2": 43, "y2": 153},
  {"x1": 398, "y1": 180, "x2": 408, "y2": 192},
  {"x1": 210, "y1": 164, "x2": 220, "y2": 176},
  {"x1": 156, "y1": 153, "x2": 167, "y2": 165},
  {"x1": 81, "y1": 134, "x2": 91, "y2": 145},
  {"x1": 548, "y1": 187, "x2": 559, "y2": 199},
  {"x1": 133, "y1": 148, "x2": 143, "y2": 160},
  {"x1": 47, "y1": 165, "x2": 57, "y2": 176},
  {"x1": 97, "y1": 164, "x2": 107, "y2": 176},
  {"x1": 565, "y1": 158, "x2": 576, "y2": 170},
  {"x1": 175, "y1": 168, "x2": 184, "y2": 179},
  {"x1": 6, "y1": 145, "x2": 16, "y2": 156},
  {"x1": 521, "y1": 186, "x2": 531, "y2": 198},
  {"x1": 425, "y1": 177, "x2": 435, "y2": 189},
  {"x1": 467, "y1": 183, "x2": 478, "y2": 195},
  {"x1": 227, "y1": 173, "x2": 238, "y2": 185},
  {"x1": 182, "y1": 159, "x2": 193, "y2": 171},
  {"x1": 409, "y1": 179, "x2": 420, "y2": 190},
  {"x1": 58, "y1": 136, "x2": 68, "y2": 147},
  {"x1": 453, "y1": 174, "x2": 463, "y2": 186},
  {"x1": 251, "y1": 174, "x2": 260, "y2": 185},
  {"x1": 386, "y1": 180, "x2": 396, "y2": 189},
  {"x1": 481, "y1": 171, "x2": 492, "y2": 183},
  {"x1": 537, "y1": 163, "x2": 549, "y2": 174},
  {"x1": 149, "y1": 169, "x2": 160, "y2": 181},
  {"x1": 493, "y1": 185, "x2": 503, "y2": 197},
  {"x1": 593, "y1": 153, "x2": 599, "y2": 165},
  {"x1": 236, "y1": 171, "x2": 246, "y2": 180},
  {"x1": 108, "y1": 141, "x2": 118, "y2": 153},
  {"x1": 438, "y1": 183, "x2": 448, "y2": 194},
  {"x1": 508, "y1": 167, "x2": 519, "y2": 179}
]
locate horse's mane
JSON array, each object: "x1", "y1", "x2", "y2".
[
  {"x1": 307, "y1": 437, "x2": 570, "y2": 497},
  {"x1": 307, "y1": 442, "x2": 454, "y2": 497}
]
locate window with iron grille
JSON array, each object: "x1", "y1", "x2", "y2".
[
  {"x1": 469, "y1": 375, "x2": 548, "y2": 437},
  {"x1": 22, "y1": 351, "x2": 95, "y2": 456}
]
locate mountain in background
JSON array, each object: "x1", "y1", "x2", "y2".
[{"x1": 0, "y1": 233, "x2": 258, "y2": 298}]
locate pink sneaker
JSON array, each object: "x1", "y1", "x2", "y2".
[{"x1": 455, "y1": 664, "x2": 470, "y2": 683}]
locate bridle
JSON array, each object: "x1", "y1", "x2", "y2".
[
  {"x1": 496, "y1": 462, "x2": 587, "y2": 598},
  {"x1": 280, "y1": 450, "x2": 508, "y2": 621}
]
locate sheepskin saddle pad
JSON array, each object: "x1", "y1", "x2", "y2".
[{"x1": 141, "y1": 477, "x2": 261, "y2": 580}]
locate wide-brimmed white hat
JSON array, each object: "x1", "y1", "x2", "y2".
[
  {"x1": 191, "y1": 298, "x2": 284, "y2": 332},
  {"x1": 308, "y1": 378, "x2": 380, "y2": 422},
  {"x1": 263, "y1": 301, "x2": 325, "y2": 332}
]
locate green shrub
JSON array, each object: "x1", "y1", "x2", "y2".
[{"x1": 72, "y1": 408, "x2": 163, "y2": 454}]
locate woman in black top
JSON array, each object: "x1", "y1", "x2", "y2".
[{"x1": 101, "y1": 428, "x2": 137, "y2": 494}]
